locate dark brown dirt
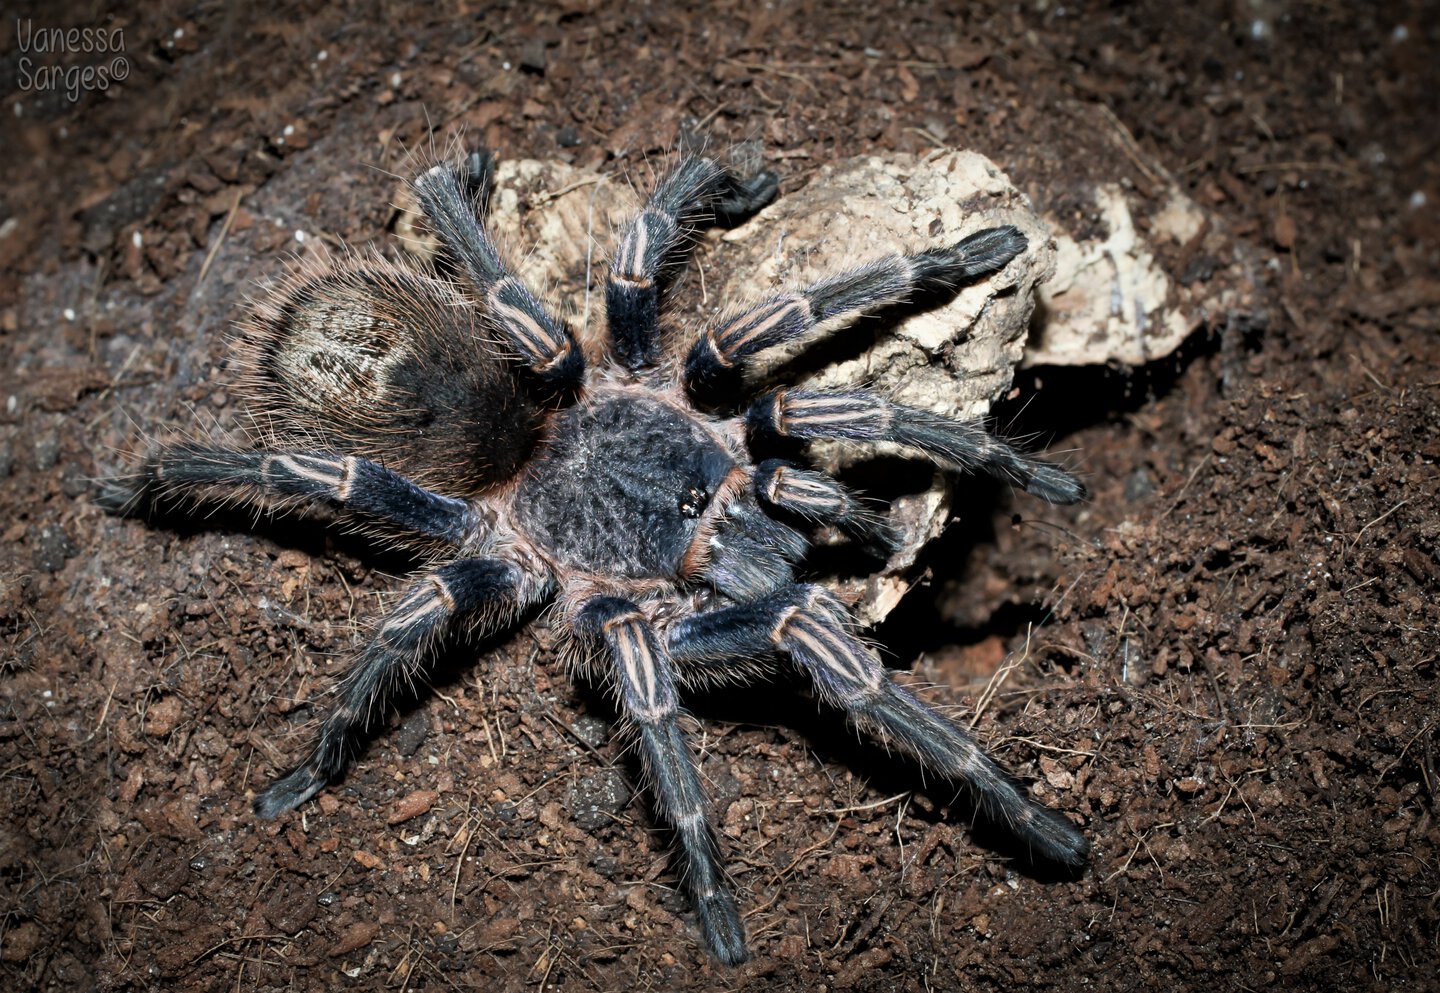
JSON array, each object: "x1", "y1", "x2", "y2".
[{"x1": 3, "y1": 2, "x2": 1437, "y2": 991}]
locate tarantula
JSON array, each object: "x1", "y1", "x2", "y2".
[{"x1": 103, "y1": 147, "x2": 1088, "y2": 965}]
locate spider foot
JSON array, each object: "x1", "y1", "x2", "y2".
[
  {"x1": 1022, "y1": 460, "x2": 1088, "y2": 504},
  {"x1": 697, "y1": 889, "x2": 748, "y2": 966},
  {"x1": 253, "y1": 763, "x2": 329, "y2": 819},
  {"x1": 713, "y1": 168, "x2": 779, "y2": 224},
  {"x1": 95, "y1": 473, "x2": 152, "y2": 516}
]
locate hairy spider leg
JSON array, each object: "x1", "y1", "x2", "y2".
[
  {"x1": 576, "y1": 597, "x2": 748, "y2": 965},
  {"x1": 457, "y1": 148, "x2": 496, "y2": 210},
  {"x1": 608, "y1": 155, "x2": 778, "y2": 370},
  {"x1": 666, "y1": 586, "x2": 1090, "y2": 868},
  {"x1": 684, "y1": 226, "x2": 1028, "y2": 398},
  {"x1": 752, "y1": 458, "x2": 897, "y2": 551},
  {"x1": 412, "y1": 161, "x2": 584, "y2": 387},
  {"x1": 255, "y1": 558, "x2": 536, "y2": 818},
  {"x1": 97, "y1": 445, "x2": 477, "y2": 546},
  {"x1": 747, "y1": 388, "x2": 1086, "y2": 504}
]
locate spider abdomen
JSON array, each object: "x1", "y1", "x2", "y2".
[{"x1": 241, "y1": 256, "x2": 541, "y2": 494}]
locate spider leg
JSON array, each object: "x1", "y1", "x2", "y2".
[
  {"x1": 457, "y1": 148, "x2": 496, "y2": 208},
  {"x1": 256, "y1": 557, "x2": 535, "y2": 817},
  {"x1": 747, "y1": 388, "x2": 1086, "y2": 504},
  {"x1": 608, "y1": 155, "x2": 778, "y2": 370},
  {"x1": 99, "y1": 444, "x2": 476, "y2": 546},
  {"x1": 666, "y1": 585, "x2": 1089, "y2": 868},
  {"x1": 574, "y1": 596, "x2": 748, "y2": 965},
  {"x1": 752, "y1": 458, "x2": 898, "y2": 551},
  {"x1": 685, "y1": 226, "x2": 1028, "y2": 397},
  {"x1": 412, "y1": 160, "x2": 584, "y2": 388}
]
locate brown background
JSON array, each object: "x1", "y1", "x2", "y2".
[{"x1": 1, "y1": 1, "x2": 1436, "y2": 990}]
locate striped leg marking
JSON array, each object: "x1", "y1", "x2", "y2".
[
  {"x1": 684, "y1": 226, "x2": 1029, "y2": 395},
  {"x1": 98, "y1": 445, "x2": 474, "y2": 544},
  {"x1": 747, "y1": 389, "x2": 1086, "y2": 504},
  {"x1": 608, "y1": 156, "x2": 778, "y2": 370},
  {"x1": 412, "y1": 162, "x2": 583, "y2": 386},
  {"x1": 254, "y1": 558, "x2": 524, "y2": 818},
  {"x1": 753, "y1": 458, "x2": 895, "y2": 549},
  {"x1": 577, "y1": 597, "x2": 748, "y2": 965},
  {"x1": 667, "y1": 586, "x2": 1090, "y2": 868}
]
